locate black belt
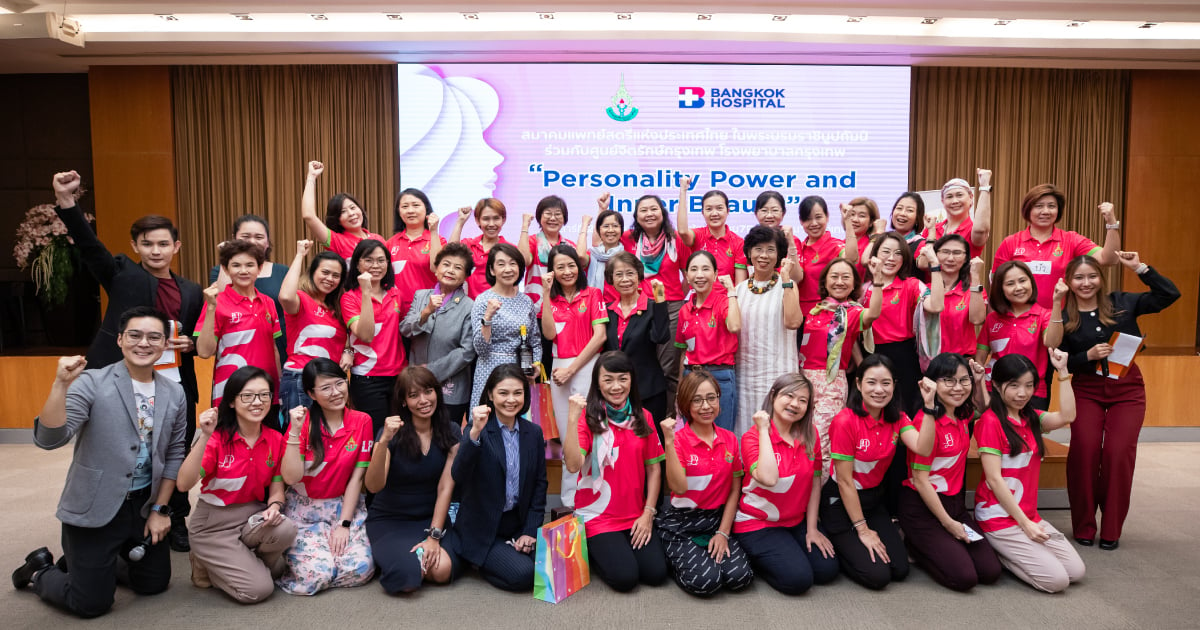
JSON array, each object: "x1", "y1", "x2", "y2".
[{"x1": 125, "y1": 486, "x2": 152, "y2": 502}]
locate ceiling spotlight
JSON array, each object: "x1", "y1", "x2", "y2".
[
  {"x1": 616, "y1": 13, "x2": 631, "y2": 20},
  {"x1": 1139, "y1": 22, "x2": 1158, "y2": 28},
  {"x1": 462, "y1": 12, "x2": 479, "y2": 20},
  {"x1": 386, "y1": 14, "x2": 402, "y2": 20},
  {"x1": 539, "y1": 13, "x2": 554, "y2": 20},
  {"x1": 697, "y1": 14, "x2": 712, "y2": 21},
  {"x1": 232, "y1": 13, "x2": 253, "y2": 21},
  {"x1": 846, "y1": 16, "x2": 865, "y2": 23},
  {"x1": 772, "y1": 15, "x2": 788, "y2": 22},
  {"x1": 994, "y1": 19, "x2": 1012, "y2": 26},
  {"x1": 921, "y1": 17, "x2": 940, "y2": 25},
  {"x1": 310, "y1": 14, "x2": 328, "y2": 21},
  {"x1": 1067, "y1": 20, "x2": 1087, "y2": 27},
  {"x1": 156, "y1": 14, "x2": 178, "y2": 21}
]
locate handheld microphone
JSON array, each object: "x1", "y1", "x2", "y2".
[{"x1": 125, "y1": 536, "x2": 154, "y2": 562}]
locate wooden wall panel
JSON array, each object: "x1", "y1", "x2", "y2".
[
  {"x1": 0, "y1": 357, "x2": 59, "y2": 428},
  {"x1": 1126, "y1": 71, "x2": 1200, "y2": 350},
  {"x1": 87, "y1": 66, "x2": 177, "y2": 274}
]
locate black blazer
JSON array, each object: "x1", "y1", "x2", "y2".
[
  {"x1": 452, "y1": 416, "x2": 548, "y2": 567},
  {"x1": 605, "y1": 299, "x2": 670, "y2": 398},
  {"x1": 56, "y1": 203, "x2": 204, "y2": 403}
]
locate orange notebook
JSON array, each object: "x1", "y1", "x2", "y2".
[{"x1": 1096, "y1": 331, "x2": 1144, "y2": 380}]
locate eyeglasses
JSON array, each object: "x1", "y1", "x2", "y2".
[
  {"x1": 691, "y1": 395, "x2": 720, "y2": 408},
  {"x1": 938, "y1": 377, "x2": 973, "y2": 389},
  {"x1": 237, "y1": 392, "x2": 272, "y2": 404},
  {"x1": 877, "y1": 249, "x2": 903, "y2": 259},
  {"x1": 362, "y1": 256, "x2": 388, "y2": 268},
  {"x1": 758, "y1": 207, "x2": 783, "y2": 216},
  {"x1": 315, "y1": 380, "x2": 348, "y2": 396},
  {"x1": 122, "y1": 330, "x2": 165, "y2": 344},
  {"x1": 750, "y1": 246, "x2": 778, "y2": 256},
  {"x1": 938, "y1": 249, "x2": 968, "y2": 258}
]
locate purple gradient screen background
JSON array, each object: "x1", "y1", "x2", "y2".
[{"x1": 397, "y1": 63, "x2": 910, "y2": 242}]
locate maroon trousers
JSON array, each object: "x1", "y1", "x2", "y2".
[{"x1": 1067, "y1": 364, "x2": 1147, "y2": 542}]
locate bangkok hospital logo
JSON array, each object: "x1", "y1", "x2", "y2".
[
  {"x1": 605, "y1": 74, "x2": 639, "y2": 122},
  {"x1": 679, "y1": 87, "x2": 705, "y2": 108}
]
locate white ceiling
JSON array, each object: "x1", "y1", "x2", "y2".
[{"x1": 2, "y1": 0, "x2": 1199, "y2": 73}]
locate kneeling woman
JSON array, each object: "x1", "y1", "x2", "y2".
[
  {"x1": 277, "y1": 359, "x2": 374, "y2": 595},
  {"x1": 178, "y1": 366, "x2": 298, "y2": 604},
  {"x1": 733, "y1": 373, "x2": 838, "y2": 596},
  {"x1": 565, "y1": 352, "x2": 668, "y2": 592},
  {"x1": 820, "y1": 354, "x2": 936, "y2": 590},
  {"x1": 657, "y1": 370, "x2": 753, "y2": 597},
  {"x1": 896, "y1": 354, "x2": 1002, "y2": 592},
  {"x1": 975, "y1": 352, "x2": 1083, "y2": 593},
  {"x1": 365, "y1": 366, "x2": 462, "y2": 594},
  {"x1": 452, "y1": 364, "x2": 548, "y2": 592}
]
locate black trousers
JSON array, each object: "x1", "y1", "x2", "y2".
[
  {"x1": 819, "y1": 482, "x2": 909, "y2": 590},
  {"x1": 351, "y1": 374, "x2": 398, "y2": 436},
  {"x1": 657, "y1": 507, "x2": 753, "y2": 597},
  {"x1": 587, "y1": 529, "x2": 668, "y2": 593},
  {"x1": 896, "y1": 486, "x2": 1002, "y2": 591},
  {"x1": 736, "y1": 523, "x2": 839, "y2": 595},
  {"x1": 33, "y1": 488, "x2": 170, "y2": 618},
  {"x1": 168, "y1": 400, "x2": 198, "y2": 524},
  {"x1": 478, "y1": 509, "x2": 535, "y2": 592}
]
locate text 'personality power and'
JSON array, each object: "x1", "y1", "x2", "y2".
[{"x1": 527, "y1": 166, "x2": 860, "y2": 190}]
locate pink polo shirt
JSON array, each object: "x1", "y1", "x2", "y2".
[
  {"x1": 901, "y1": 411, "x2": 969, "y2": 495},
  {"x1": 923, "y1": 216, "x2": 982, "y2": 260},
  {"x1": 829, "y1": 408, "x2": 903, "y2": 490},
  {"x1": 668, "y1": 422, "x2": 743, "y2": 511},
  {"x1": 797, "y1": 232, "x2": 845, "y2": 312},
  {"x1": 283, "y1": 291, "x2": 348, "y2": 372},
  {"x1": 691, "y1": 227, "x2": 747, "y2": 280},
  {"x1": 799, "y1": 302, "x2": 866, "y2": 371},
  {"x1": 575, "y1": 409, "x2": 666, "y2": 536},
  {"x1": 973, "y1": 409, "x2": 1047, "y2": 533},
  {"x1": 733, "y1": 422, "x2": 822, "y2": 533},
  {"x1": 862, "y1": 277, "x2": 925, "y2": 344},
  {"x1": 977, "y1": 304, "x2": 1051, "y2": 398},
  {"x1": 341, "y1": 286, "x2": 406, "y2": 377},
  {"x1": 387, "y1": 229, "x2": 445, "y2": 315},
  {"x1": 460, "y1": 235, "x2": 510, "y2": 299},
  {"x1": 199, "y1": 428, "x2": 285, "y2": 506},
  {"x1": 547, "y1": 286, "x2": 608, "y2": 359},
  {"x1": 621, "y1": 231, "x2": 689, "y2": 302},
  {"x1": 292, "y1": 409, "x2": 374, "y2": 499},
  {"x1": 935, "y1": 282, "x2": 984, "y2": 356},
  {"x1": 675, "y1": 288, "x2": 737, "y2": 367},
  {"x1": 195, "y1": 285, "x2": 282, "y2": 407},
  {"x1": 993, "y1": 228, "x2": 1100, "y2": 310},
  {"x1": 324, "y1": 229, "x2": 385, "y2": 262}
]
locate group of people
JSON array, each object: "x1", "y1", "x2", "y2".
[{"x1": 12, "y1": 163, "x2": 1179, "y2": 616}]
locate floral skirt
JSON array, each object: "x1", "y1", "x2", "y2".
[
  {"x1": 277, "y1": 489, "x2": 374, "y2": 595},
  {"x1": 804, "y1": 368, "x2": 848, "y2": 482}
]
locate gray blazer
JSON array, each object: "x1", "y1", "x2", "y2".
[
  {"x1": 34, "y1": 361, "x2": 188, "y2": 528},
  {"x1": 399, "y1": 288, "x2": 476, "y2": 405}
]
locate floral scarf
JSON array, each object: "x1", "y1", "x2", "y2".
[{"x1": 587, "y1": 399, "x2": 635, "y2": 491}]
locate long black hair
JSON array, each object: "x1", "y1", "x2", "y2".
[
  {"x1": 584, "y1": 351, "x2": 650, "y2": 438},
  {"x1": 848, "y1": 353, "x2": 903, "y2": 424},
  {"x1": 988, "y1": 354, "x2": 1045, "y2": 457},
  {"x1": 300, "y1": 358, "x2": 347, "y2": 471},
  {"x1": 215, "y1": 366, "x2": 274, "y2": 443},
  {"x1": 547, "y1": 244, "x2": 588, "y2": 299},
  {"x1": 868, "y1": 232, "x2": 916, "y2": 280},
  {"x1": 326, "y1": 193, "x2": 368, "y2": 234},
  {"x1": 306, "y1": 251, "x2": 345, "y2": 320},
  {"x1": 631, "y1": 194, "x2": 677, "y2": 242},
  {"x1": 923, "y1": 353, "x2": 976, "y2": 421},
  {"x1": 391, "y1": 366, "x2": 459, "y2": 459},
  {"x1": 479, "y1": 363, "x2": 532, "y2": 417},
  {"x1": 345, "y1": 238, "x2": 395, "y2": 291}
]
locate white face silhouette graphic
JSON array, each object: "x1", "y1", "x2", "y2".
[{"x1": 397, "y1": 65, "x2": 504, "y2": 223}]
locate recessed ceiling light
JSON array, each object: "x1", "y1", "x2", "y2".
[
  {"x1": 386, "y1": 14, "x2": 402, "y2": 20},
  {"x1": 921, "y1": 17, "x2": 940, "y2": 25},
  {"x1": 697, "y1": 14, "x2": 712, "y2": 21},
  {"x1": 1067, "y1": 20, "x2": 1087, "y2": 27},
  {"x1": 616, "y1": 13, "x2": 632, "y2": 20},
  {"x1": 462, "y1": 12, "x2": 479, "y2": 20},
  {"x1": 1139, "y1": 22, "x2": 1159, "y2": 29},
  {"x1": 232, "y1": 14, "x2": 252, "y2": 21},
  {"x1": 156, "y1": 14, "x2": 178, "y2": 22},
  {"x1": 846, "y1": 16, "x2": 865, "y2": 23},
  {"x1": 772, "y1": 15, "x2": 788, "y2": 22},
  {"x1": 310, "y1": 14, "x2": 328, "y2": 21},
  {"x1": 539, "y1": 13, "x2": 554, "y2": 20},
  {"x1": 994, "y1": 19, "x2": 1012, "y2": 26}
]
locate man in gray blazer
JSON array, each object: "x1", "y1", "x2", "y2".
[{"x1": 12, "y1": 306, "x2": 188, "y2": 618}]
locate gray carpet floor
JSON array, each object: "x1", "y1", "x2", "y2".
[{"x1": 2, "y1": 442, "x2": 1198, "y2": 630}]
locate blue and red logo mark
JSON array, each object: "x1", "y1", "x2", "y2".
[{"x1": 679, "y1": 87, "x2": 705, "y2": 108}]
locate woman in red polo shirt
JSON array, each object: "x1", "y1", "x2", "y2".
[
  {"x1": 624, "y1": 193, "x2": 691, "y2": 406},
  {"x1": 922, "y1": 171, "x2": 993, "y2": 260},
  {"x1": 342, "y1": 239, "x2": 406, "y2": 434},
  {"x1": 896, "y1": 353, "x2": 1002, "y2": 591},
  {"x1": 992, "y1": 184, "x2": 1121, "y2": 311},
  {"x1": 796, "y1": 195, "x2": 845, "y2": 315},
  {"x1": 657, "y1": 370, "x2": 754, "y2": 597},
  {"x1": 565, "y1": 352, "x2": 668, "y2": 593},
  {"x1": 975, "y1": 352, "x2": 1083, "y2": 593},
  {"x1": 838, "y1": 196, "x2": 883, "y2": 279},
  {"x1": 675, "y1": 250, "x2": 741, "y2": 433},
  {"x1": 196, "y1": 240, "x2": 282, "y2": 413},
  {"x1": 541, "y1": 244, "x2": 609, "y2": 507},
  {"x1": 277, "y1": 358, "x2": 373, "y2": 595},
  {"x1": 929, "y1": 234, "x2": 987, "y2": 357},
  {"x1": 733, "y1": 373, "x2": 838, "y2": 595},
  {"x1": 676, "y1": 177, "x2": 748, "y2": 286},
  {"x1": 976, "y1": 261, "x2": 1065, "y2": 410},
  {"x1": 888, "y1": 192, "x2": 929, "y2": 256},
  {"x1": 178, "y1": 366, "x2": 298, "y2": 604},
  {"x1": 300, "y1": 160, "x2": 385, "y2": 263},
  {"x1": 519, "y1": 195, "x2": 589, "y2": 310},
  {"x1": 449, "y1": 197, "x2": 511, "y2": 299},
  {"x1": 387, "y1": 188, "x2": 445, "y2": 317},
  {"x1": 278, "y1": 240, "x2": 349, "y2": 417},
  {"x1": 819, "y1": 354, "x2": 936, "y2": 590}
]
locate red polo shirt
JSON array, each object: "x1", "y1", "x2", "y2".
[
  {"x1": 993, "y1": 228, "x2": 1100, "y2": 310},
  {"x1": 829, "y1": 408, "x2": 903, "y2": 490},
  {"x1": 733, "y1": 422, "x2": 822, "y2": 533},
  {"x1": 284, "y1": 291, "x2": 348, "y2": 372},
  {"x1": 935, "y1": 282, "x2": 984, "y2": 356},
  {"x1": 797, "y1": 232, "x2": 845, "y2": 312},
  {"x1": 901, "y1": 411, "x2": 970, "y2": 495},
  {"x1": 575, "y1": 409, "x2": 666, "y2": 536},
  {"x1": 977, "y1": 304, "x2": 1051, "y2": 398},
  {"x1": 973, "y1": 409, "x2": 1047, "y2": 533},
  {"x1": 325, "y1": 229, "x2": 385, "y2": 263},
  {"x1": 199, "y1": 428, "x2": 285, "y2": 506},
  {"x1": 387, "y1": 229, "x2": 445, "y2": 315},
  {"x1": 548, "y1": 286, "x2": 608, "y2": 359},
  {"x1": 341, "y1": 286, "x2": 406, "y2": 377},
  {"x1": 799, "y1": 302, "x2": 866, "y2": 371},
  {"x1": 195, "y1": 285, "x2": 282, "y2": 407},
  {"x1": 668, "y1": 422, "x2": 743, "y2": 511},
  {"x1": 923, "y1": 216, "x2": 982, "y2": 260},
  {"x1": 460, "y1": 235, "x2": 510, "y2": 299},
  {"x1": 862, "y1": 277, "x2": 925, "y2": 344},
  {"x1": 292, "y1": 409, "x2": 374, "y2": 500},
  {"x1": 621, "y1": 231, "x2": 689, "y2": 302},
  {"x1": 675, "y1": 288, "x2": 737, "y2": 367},
  {"x1": 691, "y1": 227, "x2": 747, "y2": 280}
]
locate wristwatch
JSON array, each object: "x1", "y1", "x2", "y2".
[
  {"x1": 151, "y1": 504, "x2": 173, "y2": 518},
  {"x1": 340, "y1": 519, "x2": 352, "y2": 528},
  {"x1": 425, "y1": 527, "x2": 445, "y2": 541},
  {"x1": 781, "y1": 281, "x2": 795, "y2": 288},
  {"x1": 970, "y1": 285, "x2": 984, "y2": 293}
]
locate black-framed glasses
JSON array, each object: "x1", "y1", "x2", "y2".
[
  {"x1": 237, "y1": 392, "x2": 272, "y2": 404},
  {"x1": 938, "y1": 377, "x2": 973, "y2": 389}
]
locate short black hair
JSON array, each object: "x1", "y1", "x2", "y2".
[
  {"x1": 535, "y1": 195, "x2": 568, "y2": 225},
  {"x1": 231, "y1": 215, "x2": 272, "y2": 259},
  {"x1": 742, "y1": 225, "x2": 788, "y2": 269},
  {"x1": 129, "y1": 215, "x2": 179, "y2": 242},
  {"x1": 436, "y1": 242, "x2": 475, "y2": 277},
  {"x1": 393, "y1": 188, "x2": 433, "y2": 232},
  {"x1": 219, "y1": 239, "x2": 266, "y2": 267},
  {"x1": 118, "y1": 306, "x2": 169, "y2": 336},
  {"x1": 485, "y1": 242, "x2": 525, "y2": 287}
]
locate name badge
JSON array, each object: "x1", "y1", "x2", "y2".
[{"x1": 1027, "y1": 260, "x2": 1052, "y2": 275}]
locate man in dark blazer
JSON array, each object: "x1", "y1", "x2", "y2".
[
  {"x1": 452, "y1": 385, "x2": 548, "y2": 592},
  {"x1": 12, "y1": 306, "x2": 188, "y2": 618},
  {"x1": 51, "y1": 170, "x2": 202, "y2": 551}
]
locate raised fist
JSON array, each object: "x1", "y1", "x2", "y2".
[
  {"x1": 52, "y1": 171, "x2": 82, "y2": 198},
  {"x1": 382, "y1": 415, "x2": 404, "y2": 441},
  {"x1": 198, "y1": 408, "x2": 218, "y2": 435},
  {"x1": 1098, "y1": 202, "x2": 1116, "y2": 225},
  {"x1": 203, "y1": 282, "x2": 221, "y2": 305},
  {"x1": 976, "y1": 168, "x2": 992, "y2": 187},
  {"x1": 307, "y1": 161, "x2": 324, "y2": 179},
  {"x1": 55, "y1": 355, "x2": 87, "y2": 384},
  {"x1": 296, "y1": 240, "x2": 312, "y2": 257},
  {"x1": 752, "y1": 410, "x2": 770, "y2": 431}
]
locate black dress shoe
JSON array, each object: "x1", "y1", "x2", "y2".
[
  {"x1": 168, "y1": 522, "x2": 191, "y2": 552},
  {"x1": 12, "y1": 547, "x2": 53, "y2": 589},
  {"x1": 1074, "y1": 537, "x2": 1095, "y2": 547},
  {"x1": 1099, "y1": 539, "x2": 1120, "y2": 551}
]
